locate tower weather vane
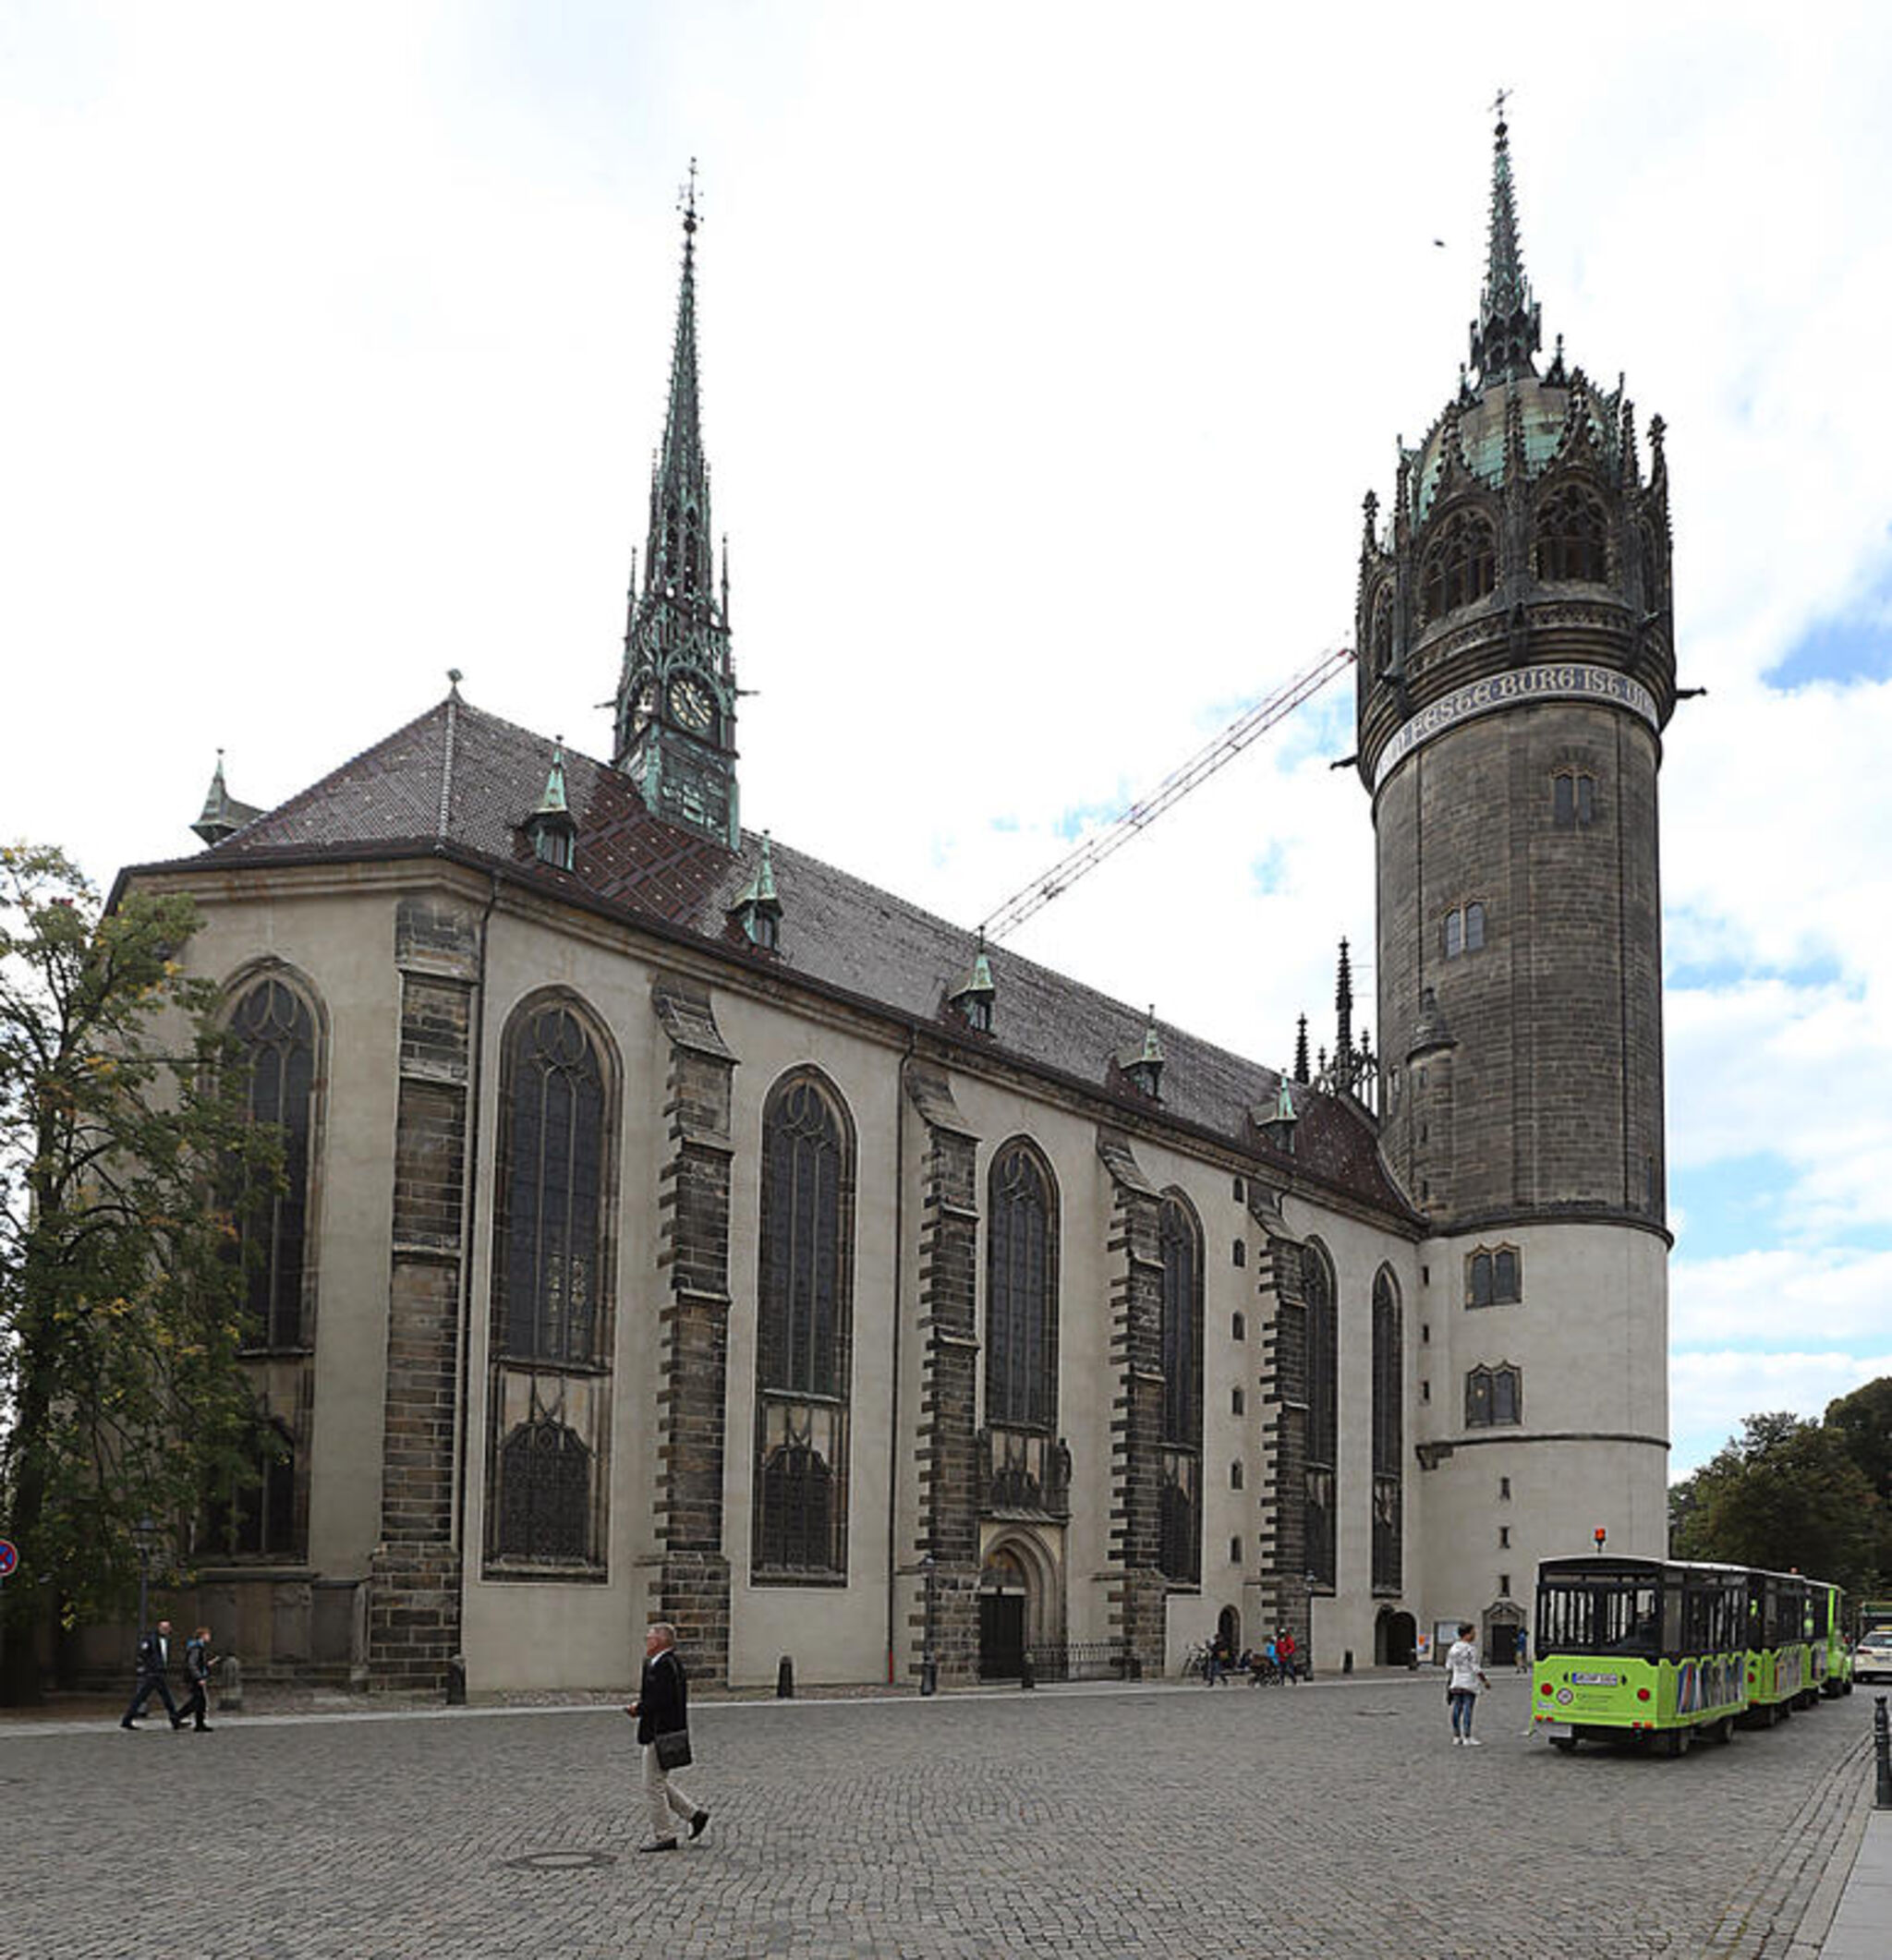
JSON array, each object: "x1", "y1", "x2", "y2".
[
  {"x1": 1491, "y1": 86, "x2": 1510, "y2": 122},
  {"x1": 680, "y1": 156, "x2": 700, "y2": 231}
]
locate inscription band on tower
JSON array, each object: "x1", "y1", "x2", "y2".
[{"x1": 1373, "y1": 664, "x2": 1659, "y2": 792}]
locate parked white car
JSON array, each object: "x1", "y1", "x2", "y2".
[{"x1": 1853, "y1": 1638, "x2": 1892, "y2": 1684}]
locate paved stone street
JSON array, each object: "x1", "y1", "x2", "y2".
[{"x1": 6, "y1": 1670, "x2": 1879, "y2": 1959}]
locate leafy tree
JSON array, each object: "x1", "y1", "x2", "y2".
[
  {"x1": 0, "y1": 843, "x2": 276, "y2": 1704},
  {"x1": 1825, "y1": 1376, "x2": 1892, "y2": 1506},
  {"x1": 1670, "y1": 1411, "x2": 1886, "y2": 1597}
]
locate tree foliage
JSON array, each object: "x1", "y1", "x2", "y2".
[
  {"x1": 0, "y1": 843, "x2": 277, "y2": 1703},
  {"x1": 1669, "y1": 1407, "x2": 1890, "y2": 1599}
]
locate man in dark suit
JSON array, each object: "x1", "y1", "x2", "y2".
[
  {"x1": 177, "y1": 1625, "x2": 216, "y2": 1732},
  {"x1": 121, "y1": 1618, "x2": 184, "y2": 1730},
  {"x1": 625, "y1": 1621, "x2": 709, "y2": 1852}
]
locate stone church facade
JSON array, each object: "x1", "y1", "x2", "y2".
[{"x1": 115, "y1": 120, "x2": 1673, "y2": 1693}]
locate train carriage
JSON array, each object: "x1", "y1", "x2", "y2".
[
  {"x1": 1812, "y1": 1579, "x2": 1852, "y2": 1699},
  {"x1": 1534, "y1": 1556, "x2": 1751, "y2": 1755}
]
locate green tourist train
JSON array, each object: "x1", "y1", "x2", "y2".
[{"x1": 1532, "y1": 1556, "x2": 1850, "y2": 1756}]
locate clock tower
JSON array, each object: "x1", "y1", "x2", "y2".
[{"x1": 612, "y1": 167, "x2": 739, "y2": 849}]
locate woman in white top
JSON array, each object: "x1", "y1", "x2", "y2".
[{"x1": 1446, "y1": 1622, "x2": 1491, "y2": 1745}]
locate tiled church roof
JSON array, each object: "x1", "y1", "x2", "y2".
[{"x1": 127, "y1": 694, "x2": 1415, "y2": 1221}]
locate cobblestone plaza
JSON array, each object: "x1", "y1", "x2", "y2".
[{"x1": 8, "y1": 1673, "x2": 1880, "y2": 1959}]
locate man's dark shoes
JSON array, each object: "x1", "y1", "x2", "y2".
[
  {"x1": 637, "y1": 1837, "x2": 679, "y2": 1854},
  {"x1": 688, "y1": 1809, "x2": 710, "y2": 1841},
  {"x1": 194, "y1": 1723, "x2": 212, "y2": 1732},
  {"x1": 120, "y1": 1719, "x2": 138, "y2": 1730},
  {"x1": 171, "y1": 1718, "x2": 185, "y2": 1730}
]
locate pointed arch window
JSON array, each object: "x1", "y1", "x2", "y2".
[
  {"x1": 227, "y1": 975, "x2": 318, "y2": 1350},
  {"x1": 1371, "y1": 586, "x2": 1396, "y2": 674},
  {"x1": 1158, "y1": 1195, "x2": 1203, "y2": 1585},
  {"x1": 753, "y1": 1072, "x2": 855, "y2": 1580},
  {"x1": 1420, "y1": 512, "x2": 1497, "y2": 623},
  {"x1": 1371, "y1": 1270, "x2": 1402, "y2": 1592},
  {"x1": 987, "y1": 1143, "x2": 1058, "y2": 1432},
  {"x1": 496, "y1": 1003, "x2": 608, "y2": 1364},
  {"x1": 1535, "y1": 486, "x2": 1608, "y2": 583},
  {"x1": 206, "y1": 1415, "x2": 298, "y2": 1560},
  {"x1": 1304, "y1": 1240, "x2": 1338, "y2": 1590},
  {"x1": 496, "y1": 1419, "x2": 591, "y2": 1563}
]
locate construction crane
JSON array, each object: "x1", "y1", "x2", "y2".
[{"x1": 978, "y1": 642, "x2": 1357, "y2": 944}]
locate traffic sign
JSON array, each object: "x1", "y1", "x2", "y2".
[{"x1": 0, "y1": 1538, "x2": 18, "y2": 1579}]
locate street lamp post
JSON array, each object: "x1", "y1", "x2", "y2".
[{"x1": 920, "y1": 1553, "x2": 938, "y2": 1697}]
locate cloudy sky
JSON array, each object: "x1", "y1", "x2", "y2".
[{"x1": 5, "y1": 2, "x2": 1889, "y2": 1479}]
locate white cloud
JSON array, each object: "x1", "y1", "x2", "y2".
[{"x1": 1668, "y1": 1349, "x2": 1892, "y2": 1479}]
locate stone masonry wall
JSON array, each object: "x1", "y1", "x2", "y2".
[
  {"x1": 905, "y1": 1065, "x2": 980, "y2": 1687},
  {"x1": 1098, "y1": 1131, "x2": 1166, "y2": 1674},
  {"x1": 369, "y1": 896, "x2": 476, "y2": 1691},
  {"x1": 1254, "y1": 1229, "x2": 1311, "y2": 1665},
  {"x1": 649, "y1": 974, "x2": 736, "y2": 1684}
]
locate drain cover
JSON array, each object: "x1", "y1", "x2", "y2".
[{"x1": 503, "y1": 1849, "x2": 618, "y2": 1872}]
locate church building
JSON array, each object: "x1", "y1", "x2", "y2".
[{"x1": 115, "y1": 118, "x2": 1675, "y2": 1692}]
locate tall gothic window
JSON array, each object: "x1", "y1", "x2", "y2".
[
  {"x1": 1158, "y1": 1195, "x2": 1204, "y2": 1585},
  {"x1": 496, "y1": 1003, "x2": 607, "y2": 1364},
  {"x1": 987, "y1": 1143, "x2": 1057, "y2": 1432},
  {"x1": 496, "y1": 1419, "x2": 591, "y2": 1563},
  {"x1": 1535, "y1": 485, "x2": 1608, "y2": 583},
  {"x1": 227, "y1": 975, "x2": 317, "y2": 1349},
  {"x1": 1370, "y1": 1269, "x2": 1402, "y2": 1592},
  {"x1": 1304, "y1": 1240, "x2": 1338, "y2": 1589},
  {"x1": 753, "y1": 1072, "x2": 854, "y2": 1579},
  {"x1": 1420, "y1": 511, "x2": 1497, "y2": 623},
  {"x1": 205, "y1": 1415, "x2": 297, "y2": 1560}
]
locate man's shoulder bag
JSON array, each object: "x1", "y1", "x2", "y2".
[{"x1": 653, "y1": 1728, "x2": 692, "y2": 1772}]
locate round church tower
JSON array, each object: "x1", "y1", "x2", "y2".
[{"x1": 1355, "y1": 116, "x2": 1674, "y2": 1623}]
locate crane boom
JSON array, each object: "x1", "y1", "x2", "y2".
[{"x1": 978, "y1": 643, "x2": 1356, "y2": 943}]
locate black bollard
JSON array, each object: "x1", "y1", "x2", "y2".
[
  {"x1": 1874, "y1": 1695, "x2": 1892, "y2": 1810},
  {"x1": 777, "y1": 1654, "x2": 795, "y2": 1700},
  {"x1": 445, "y1": 1654, "x2": 467, "y2": 1706},
  {"x1": 1020, "y1": 1647, "x2": 1036, "y2": 1690},
  {"x1": 1343, "y1": 1649, "x2": 1354, "y2": 1675}
]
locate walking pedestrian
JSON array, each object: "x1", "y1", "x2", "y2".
[
  {"x1": 120, "y1": 1618, "x2": 184, "y2": 1730},
  {"x1": 177, "y1": 1625, "x2": 216, "y2": 1732},
  {"x1": 625, "y1": 1622, "x2": 710, "y2": 1852},
  {"x1": 1446, "y1": 1621, "x2": 1491, "y2": 1746},
  {"x1": 1277, "y1": 1627, "x2": 1301, "y2": 1682}
]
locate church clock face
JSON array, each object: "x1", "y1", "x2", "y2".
[{"x1": 668, "y1": 673, "x2": 716, "y2": 735}]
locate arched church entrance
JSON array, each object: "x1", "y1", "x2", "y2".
[
  {"x1": 1376, "y1": 1607, "x2": 1417, "y2": 1668},
  {"x1": 1217, "y1": 1604, "x2": 1242, "y2": 1658},
  {"x1": 1483, "y1": 1598, "x2": 1527, "y2": 1669},
  {"x1": 977, "y1": 1530, "x2": 1062, "y2": 1680}
]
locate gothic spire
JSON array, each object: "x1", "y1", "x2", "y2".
[
  {"x1": 647, "y1": 160, "x2": 711, "y2": 605},
  {"x1": 612, "y1": 163, "x2": 739, "y2": 847},
  {"x1": 1467, "y1": 101, "x2": 1542, "y2": 390}
]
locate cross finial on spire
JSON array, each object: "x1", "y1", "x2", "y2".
[
  {"x1": 1491, "y1": 86, "x2": 1510, "y2": 125},
  {"x1": 680, "y1": 157, "x2": 700, "y2": 236}
]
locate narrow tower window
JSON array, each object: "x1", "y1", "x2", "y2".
[{"x1": 1553, "y1": 770, "x2": 1596, "y2": 829}]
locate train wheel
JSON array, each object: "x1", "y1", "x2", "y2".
[
  {"x1": 1550, "y1": 1736, "x2": 1578, "y2": 1754},
  {"x1": 1711, "y1": 1716, "x2": 1734, "y2": 1745},
  {"x1": 1661, "y1": 1728, "x2": 1688, "y2": 1758}
]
